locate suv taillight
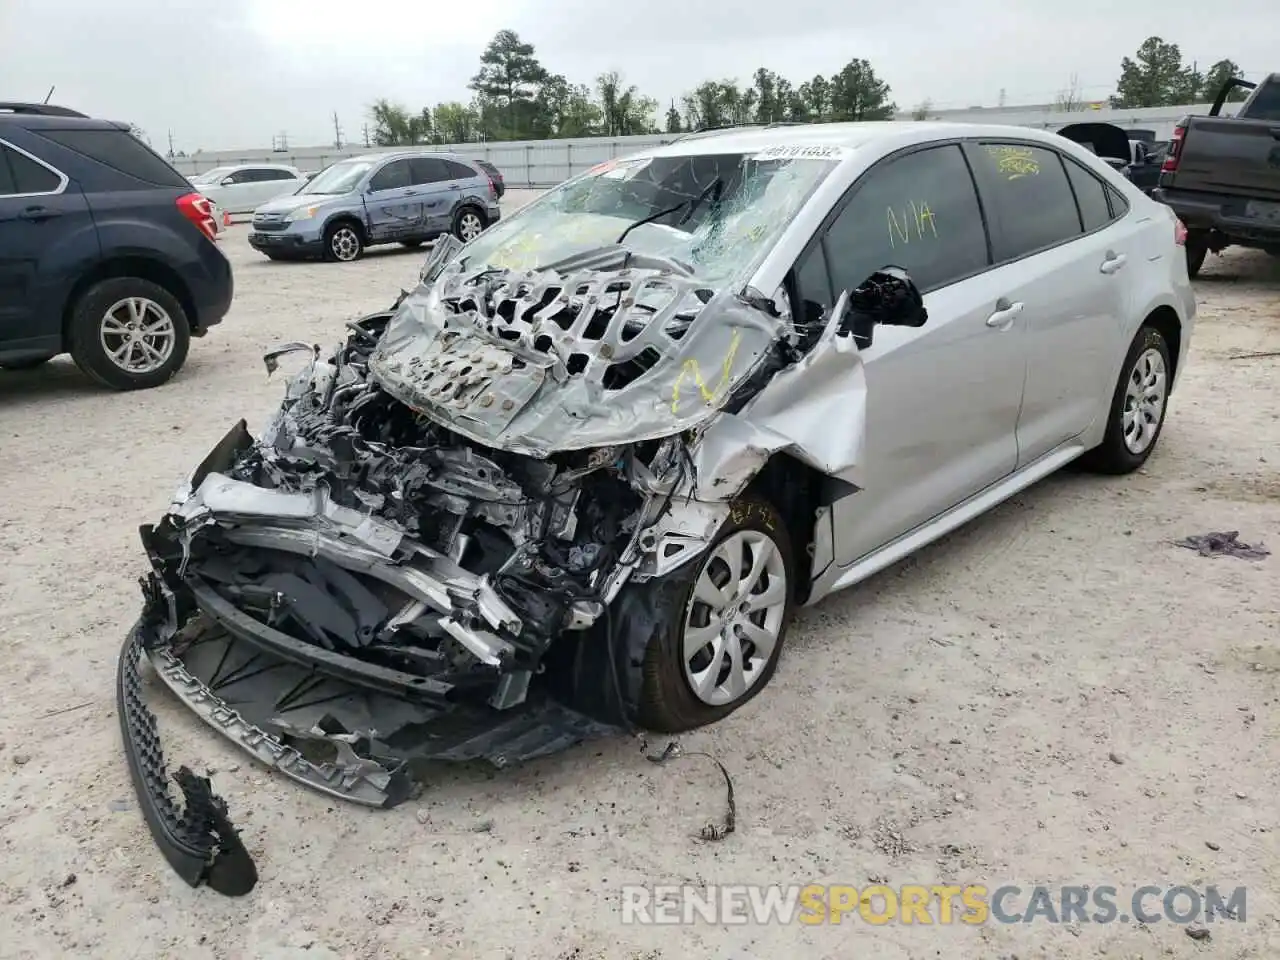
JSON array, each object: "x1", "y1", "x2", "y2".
[
  {"x1": 487, "y1": 175, "x2": 497, "y2": 197},
  {"x1": 1174, "y1": 218, "x2": 1188, "y2": 246},
  {"x1": 1161, "y1": 125, "x2": 1185, "y2": 173},
  {"x1": 177, "y1": 192, "x2": 217, "y2": 241}
]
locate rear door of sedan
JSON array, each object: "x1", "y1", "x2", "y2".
[{"x1": 965, "y1": 140, "x2": 1134, "y2": 465}]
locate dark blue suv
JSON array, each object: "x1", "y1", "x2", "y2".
[{"x1": 0, "y1": 103, "x2": 233, "y2": 390}]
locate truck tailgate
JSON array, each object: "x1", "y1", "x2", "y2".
[{"x1": 1172, "y1": 117, "x2": 1280, "y2": 199}]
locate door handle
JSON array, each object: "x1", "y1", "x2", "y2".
[
  {"x1": 449, "y1": 184, "x2": 460, "y2": 190},
  {"x1": 985, "y1": 299, "x2": 1023, "y2": 329},
  {"x1": 404, "y1": 189, "x2": 418, "y2": 196},
  {"x1": 18, "y1": 206, "x2": 61, "y2": 221},
  {"x1": 1100, "y1": 251, "x2": 1128, "y2": 274}
]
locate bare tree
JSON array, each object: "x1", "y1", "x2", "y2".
[
  {"x1": 911, "y1": 99, "x2": 932, "y2": 121},
  {"x1": 1054, "y1": 73, "x2": 1085, "y2": 112}
]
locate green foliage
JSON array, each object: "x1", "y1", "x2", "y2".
[
  {"x1": 373, "y1": 28, "x2": 897, "y2": 144},
  {"x1": 1110, "y1": 37, "x2": 1246, "y2": 108}
]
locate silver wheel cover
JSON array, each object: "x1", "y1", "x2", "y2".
[
  {"x1": 1122, "y1": 346, "x2": 1167, "y2": 455},
  {"x1": 99, "y1": 297, "x2": 176, "y2": 375},
  {"x1": 682, "y1": 529, "x2": 788, "y2": 706},
  {"x1": 459, "y1": 212, "x2": 483, "y2": 241},
  {"x1": 330, "y1": 227, "x2": 360, "y2": 261}
]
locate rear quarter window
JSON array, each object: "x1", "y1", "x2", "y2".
[
  {"x1": 35, "y1": 127, "x2": 189, "y2": 187},
  {"x1": 444, "y1": 159, "x2": 477, "y2": 179}
]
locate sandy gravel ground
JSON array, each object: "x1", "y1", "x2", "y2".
[{"x1": 1, "y1": 199, "x2": 1277, "y2": 960}]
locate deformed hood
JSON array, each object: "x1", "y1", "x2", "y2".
[{"x1": 367, "y1": 245, "x2": 781, "y2": 457}]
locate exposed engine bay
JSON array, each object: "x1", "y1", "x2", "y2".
[{"x1": 118, "y1": 228, "x2": 879, "y2": 896}]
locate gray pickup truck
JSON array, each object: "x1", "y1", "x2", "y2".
[{"x1": 1153, "y1": 73, "x2": 1280, "y2": 277}]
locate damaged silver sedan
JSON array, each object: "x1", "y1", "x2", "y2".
[{"x1": 118, "y1": 122, "x2": 1195, "y2": 893}]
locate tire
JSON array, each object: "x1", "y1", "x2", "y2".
[
  {"x1": 1185, "y1": 236, "x2": 1208, "y2": 278},
  {"x1": 631, "y1": 498, "x2": 796, "y2": 733},
  {"x1": 452, "y1": 206, "x2": 486, "y2": 243},
  {"x1": 323, "y1": 221, "x2": 364, "y2": 262},
  {"x1": 1080, "y1": 323, "x2": 1173, "y2": 475},
  {"x1": 399, "y1": 239, "x2": 424, "y2": 249},
  {"x1": 67, "y1": 278, "x2": 191, "y2": 391},
  {"x1": 0, "y1": 356, "x2": 54, "y2": 370}
]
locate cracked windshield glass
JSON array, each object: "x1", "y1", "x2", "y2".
[{"x1": 458, "y1": 151, "x2": 840, "y2": 284}]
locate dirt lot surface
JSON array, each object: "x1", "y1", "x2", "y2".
[{"x1": 1, "y1": 200, "x2": 1278, "y2": 959}]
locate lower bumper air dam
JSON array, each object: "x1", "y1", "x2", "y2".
[{"x1": 117, "y1": 614, "x2": 258, "y2": 896}]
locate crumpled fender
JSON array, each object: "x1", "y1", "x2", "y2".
[{"x1": 688, "y1": 290, "x2": 865, "y2": 500}]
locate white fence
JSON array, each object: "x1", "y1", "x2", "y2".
[{"x1": 169, "y1": 102, "x2": 1214, "y2": 186}]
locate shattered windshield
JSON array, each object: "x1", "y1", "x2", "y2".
[
  {"x1": 299, "y1": 160, "x2": 374, "y2": 195},
  {"x1": 458, "y1": 150, "x2": 840, "y2": 284}
]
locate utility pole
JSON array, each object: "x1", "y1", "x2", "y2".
[
  {"x1": 362, "y1": 123, "x2": 371, "y2": 147},
  {"x1": 167, "y1": 129, "x2": 176, "y2": 158},
  {"x1": 332, "y1": 111, "x2": 343, "y2": 149}
]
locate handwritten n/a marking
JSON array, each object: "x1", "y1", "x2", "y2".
[
  {"x1": 671, "y1": 330, "x2": 743, "y2": 413},
  {"x1": 887, "y1": 201, "x2": 938, "y2": 249}
]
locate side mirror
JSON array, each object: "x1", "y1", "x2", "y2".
[
  {"x1": 838, "y1": 266, "x2": 928, "y2": 349},
  {"x1": 220, "y1": 176, "x2": 235, "y2": 186}
]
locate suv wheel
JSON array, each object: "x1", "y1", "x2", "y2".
[
  {"x1": 68, "y1": 278, "x2": 191, "y2": 390},
  {"x1": 324, "y1": 222, "x2": 364, "y2": 262},
  {"x1": 453, "y1": 207, "x2": 486, "y2": 242}
]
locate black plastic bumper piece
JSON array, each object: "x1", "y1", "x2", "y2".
[{"x1": 117, "y1": 619, "x2": 258, "y2": 896}]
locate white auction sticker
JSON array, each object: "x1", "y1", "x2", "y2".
[{"x1": 750, "y1": 144, "x2": 853, "y2": 161}]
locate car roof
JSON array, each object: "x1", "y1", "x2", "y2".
[
  {"x1": 642, "y1": 121, "x2": 1090, "y2": 159},
  {"x1": 343, "y1": 150, "x2": 476, "y2": 164}
]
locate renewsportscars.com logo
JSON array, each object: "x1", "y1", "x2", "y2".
[{"x1": 620, "y1": 884, "x2": 1247, "y2": 926}]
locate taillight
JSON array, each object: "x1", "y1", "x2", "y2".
[
  {"x1": 487, "y1": 176, "x2": 497, "y2": 197},
  {"x1": 1174, "y1": 218, "x2": 1187, "y2": 246},
  {"x1": 1162, "y1": 125, "x2": 1185, "y2": 173},
  {"x1": 177, "y1": 192, "x2": 217, "y2": 241}
]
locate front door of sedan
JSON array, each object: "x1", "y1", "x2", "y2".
[
  {"x1": 965, "y1": 142, "x2": 1132, "y2": 465},
  {"x1": 362, "y1": 159, "x2": 425, "y2": 241},
  {"x1": 800, "y1": 142, "x2": 1028, "y2": 566}
]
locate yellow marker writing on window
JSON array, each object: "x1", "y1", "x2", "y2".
[{"x1": 670, "y1": 329, "x2": 742, "y2": 413}]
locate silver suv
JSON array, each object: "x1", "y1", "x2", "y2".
[{"x1": 247, "y1": 150, "x2": 501, "y2": 263}]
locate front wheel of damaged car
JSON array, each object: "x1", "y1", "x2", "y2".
[{"x1": 636, "y1": 499, "x2": 796, "y2": 733}]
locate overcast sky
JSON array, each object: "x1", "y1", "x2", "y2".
[{"x1": 2, "y1": 0, "x2": 1276, "y2": 152}]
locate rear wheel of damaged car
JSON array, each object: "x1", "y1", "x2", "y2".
[
  {"x1": 635, "y1": 498, "x2": 796, "y2": 733},
  {"x1": 323, "y1": 219, "x2": 364, "y2": 262},
  {"x1": 1081, "y1": 322, "x2": 1172, "y2": 474},
  {"x1": 452, "y1": 206, "x2": 486, "y2": 243},
  {"x1": 67, "y1": 277, "x2": 191, "y2": 391}
]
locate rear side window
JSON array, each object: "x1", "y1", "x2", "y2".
[
  {"x1": 409, "y1": 157, "x2": 450, "y2": 184},
  {"x1": 0, "y1": 144, "x2": 61, "y2": 195},
  {"x1": 1063, "y1": 158, "x2": 1113, "y2": 233},
  {"x1": 824, "y1": 143, "x2": 990, "y2": 294},
  {"x1": 259, "y1": 168, "x2": 297, "y2": 181},
  {"x1": 444, "y1": 159, "x2": 477, "y2": 180},
  {"x1": 36, "y1": 128, "x2": 188, "y2": 187},
  {"x1": 972, "y1": 143, "x2": 1082, "y2": 261}
]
